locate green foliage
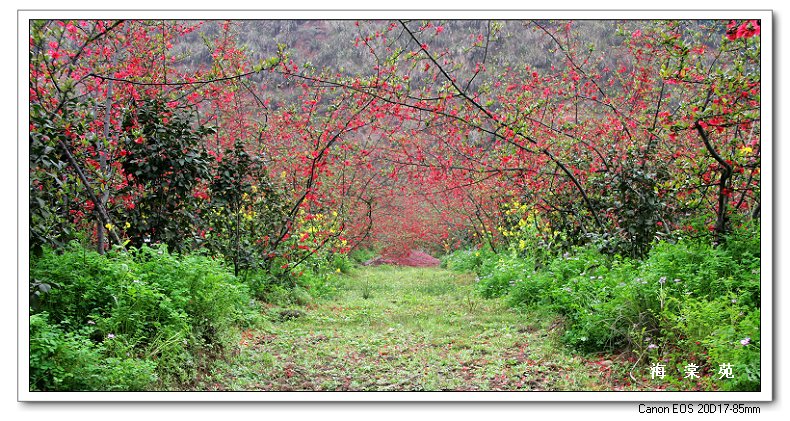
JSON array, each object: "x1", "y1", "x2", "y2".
[
  {"x1": 474, "y1": 253, "x2": 534, "y2": 298},
  {"x1": 29, "y1": 243, "x2": 258, "y2": 390},
  {"x1": 250, "y1": 271, "x2": 339, "y2": 307},
  {"x1": 120, "y1": 99, "x2": 214, "y2": 252},
  {"x1": 262, "y1": 284, "x2": 313, "y2": 307},
  {"x1": 28, "y1": 101, "x2": 85, "y2": 254},
  {"x1": 658, "y1": 296, "x2": 760, "y2": 391},
  {"x1": 29, "y1": 312, "x2": 157, "y2": 391},
  {"x1": 443, "y1": 248, "x2": 531, "y2": 298},
  {"x1": 459, "y1": 222, "x2": 761, "y2": 391},
  {"x1": 299, "y1": 270, "x2": 344, "y2": 300},
  {"x1": 349, "y1": 247, "x2": 377, "y2": 264},
  {"x1": 330, "y1": 252, "x2": 355, "y2": 273},
  {"x1": 441, "y1": 248, "x2": 495, "y2": 272},
  {"x1": 254, "y1": 272, "x2": 342, "y2": 306},
  {"x1": 239, "y1": 248, "x2": 347, "y2": 304},
  {"x1": 203, "y1": 141, "x2": 287, "y2": 276},
  {"x1": 587, "y1": 154, "x2": 673, "y2": 258}
]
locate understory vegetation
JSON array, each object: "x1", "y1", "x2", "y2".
[
  {"x1": 29, "y1": 242, "x2": 346, "y2": 391},
  {"x1": 443, "y1": 221, "x2": 761, "y2": 391}
]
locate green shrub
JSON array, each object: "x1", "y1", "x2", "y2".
[
  {"x1": 464, "y1": 228, "x2": 761, "y2": 390},
  {"x1": 242, "y1": 270, "x2": 277, "y2": 300},
  {"x1": 330, "y1": 253, "x2": 355, "y2": 273},
  {"x1": 243, "y1": 256, "x2": 344, "y2": 304},
  {"x1": 506, "y1": 271, "x2": 552, "y2": 307},
  {"x1": 349, "y1": 248, "x2": 377, "y2": 264},
  {"x1": 706, "y1": 309, "x2": 761, "y2": 391},
  {"x1": 29, "y1": 312, "x2": 157, "y2": 391},
  {"x1": 659, "y1": 296, "x2": 760, "y2": 391},
  {"x1": 298, "y1": 270, "x2": 343, "y2": 300},
  {"x1": 474, "y1": 253, "x2": 533, "y2": 298},
  {"x1": 29, "y1": 243, "x2": 256, "y2": 389},
  {"x1": 723, "y1": 221, "x2": 761, "y2": 264},
  {"x1": 442, "y1": 248, "x2": 494, "y2": 272}
]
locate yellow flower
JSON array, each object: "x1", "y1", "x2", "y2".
[
  {"x1": 124, "y1": 222, "x2": 131, "y2": 229},
  {"x1": 335, "y1": 268, "x2": 341, "y2": 273},
  {"x1": 105, "y1": 223, "x2": 114, "y2": 230},
  {"x1": 739, "y1": 146, "x2": 753, "y2": 155}
]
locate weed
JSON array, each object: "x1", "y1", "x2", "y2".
[
  {"x1": 361, "y1": 278, "x2": 373, "y2": 300},
  {"x1": 448, "y1": 226, "x2": 761, "y2": 391},
  {"x1": 460, "y1": 289, "x2": 480, "y2": 313},
  {"x1": 29, "y1": 243, "x2": 258, "y2": 390}
]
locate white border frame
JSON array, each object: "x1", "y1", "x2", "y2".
[{"x1": 17, "y1": 9, "x2": 773, "y2": 402}]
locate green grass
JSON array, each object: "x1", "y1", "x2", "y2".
[{"x1": 194, "y1": 266, "x2": 653, "y2": 391}]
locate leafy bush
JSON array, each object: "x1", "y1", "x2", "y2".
[
  {"x1": 241, "y1": 249, "x2": 346, "y2": 303},
  {"x1": 474, "y1": 253, "x2": 533, "y2": 298},
  {"x1": 29, "y1": 312, "x2": 157, "y2": 391},
  {"x1": 460, "y1": 225, "x2": 761, "y2": 391},
  {"x1": 441, "y1": 248, "x2": 495, "y2": 272},
  {"x1": 203, "y1": 142, "x2": 288, "y2": 277},
  {"x1": 330, "y1": 253, "x2": 355, "y2": 273},
  {"x1": 298, "y1": 270, "x2": 343, "y2": 300},
  {"x1": 657, "y1": 295, "x2": 760, "y2": 391},
  {"x1": 29, "y1": 243, "x2": 257, "y2": 389},
  {"x1": 119, "y1": 99, "x2": 214, "y2": 252},
  {"x1": 506, "y1": 271, "x2": 553, "y2": 307},
  {"x1": 349, "y1": 248, "x2": 378, "y2": 264}
]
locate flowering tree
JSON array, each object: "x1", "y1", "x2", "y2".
[
  {"x1": 30, "y1": 18, "x2": 761, "y2": 265},
  {"x1": 272, "y1": 19, "x2": 761, "y2": 257}
]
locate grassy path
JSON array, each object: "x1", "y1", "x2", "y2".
[{"x1": 196, "y1": 266, "x2": 623, "y2": 391}]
